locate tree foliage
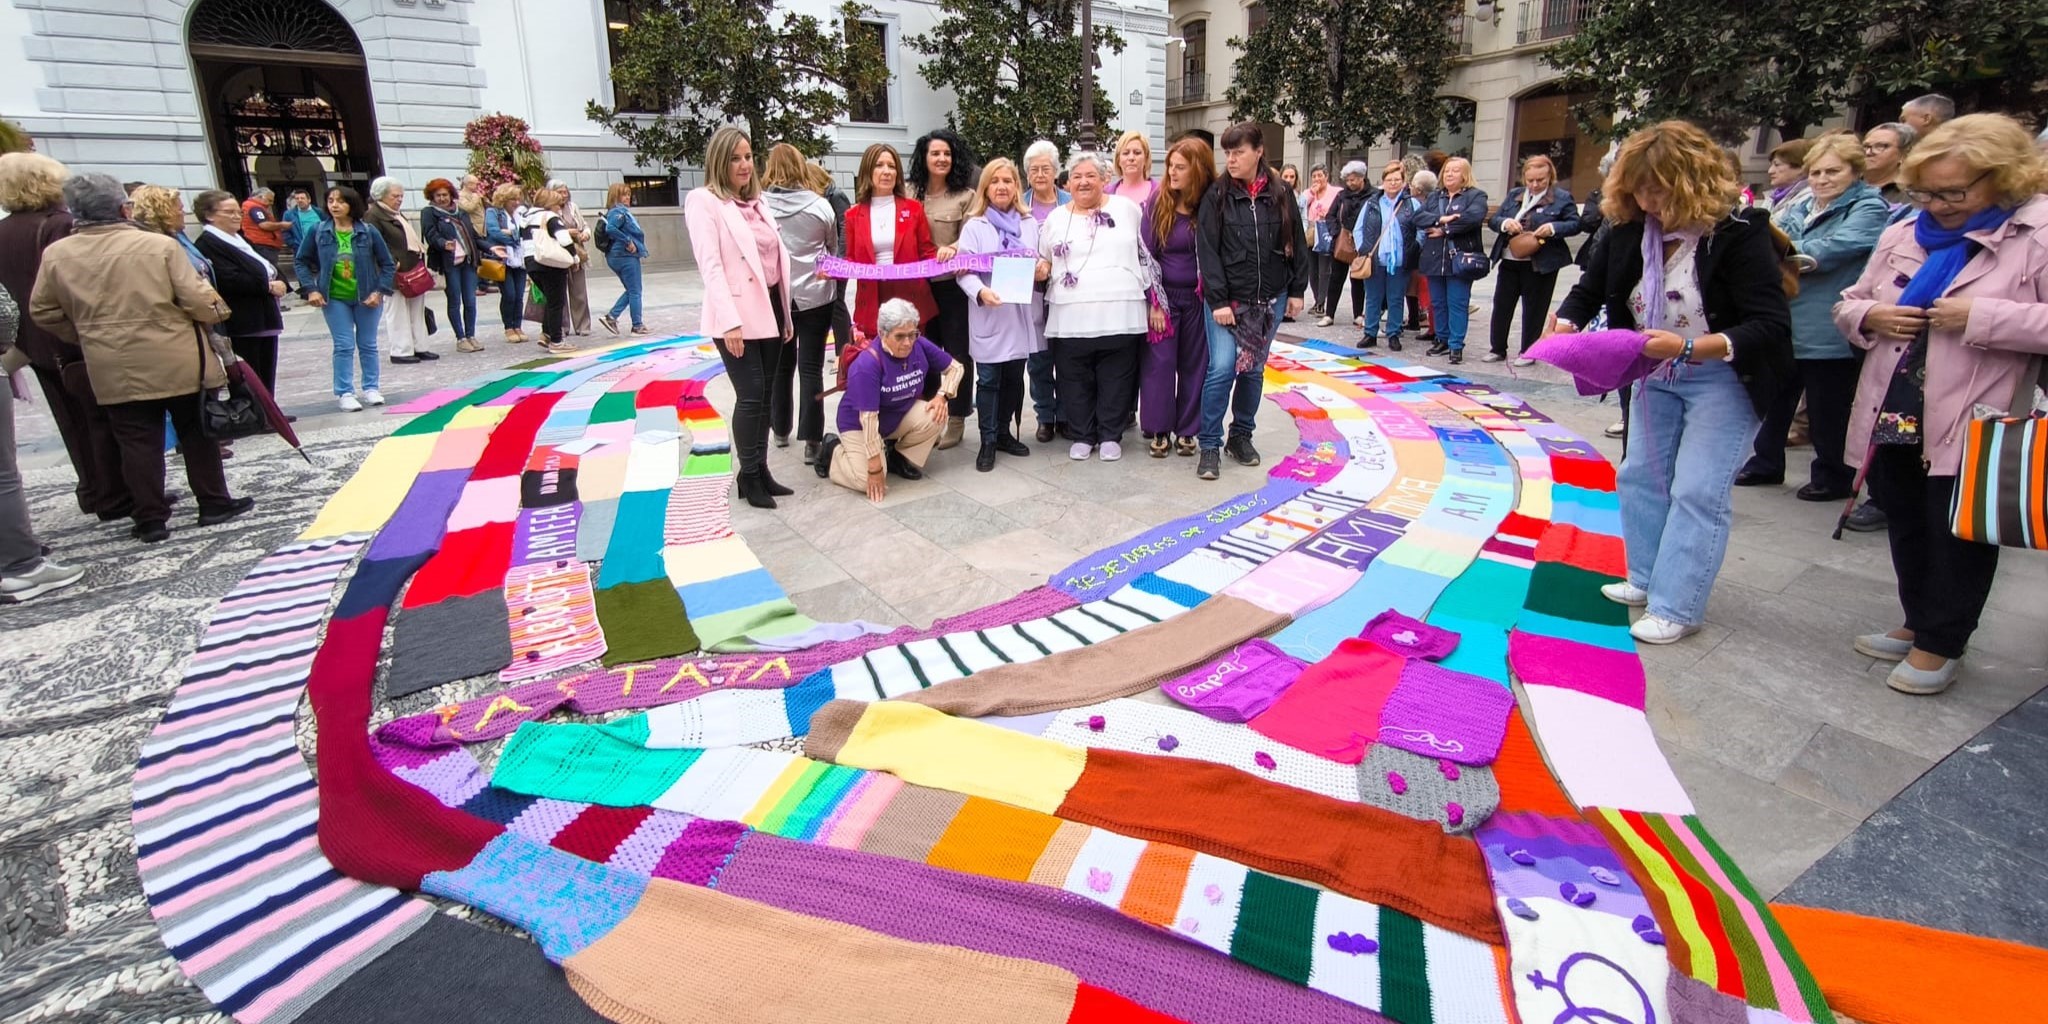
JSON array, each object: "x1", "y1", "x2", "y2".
[
  {"x1": 587, "y1": 0, "x2": 888, "y2": 167},
  {"x1": 1226, "y1": 0, "x2": 1464, "y2": 160},
  {"x1": 1547, "y1": 0, "x2": 2048, "y2": 145},
  {"x1": 909, "y1": 0, "x2": 1125, "y2": 162}
]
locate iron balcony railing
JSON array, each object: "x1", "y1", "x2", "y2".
[{"x1": 1517, "y1": 0, "x2": 1593, "y2": 45}]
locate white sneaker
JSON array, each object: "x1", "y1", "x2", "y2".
[
  {"x1": 361, "y1": 389, "x2": 385, "y2": 407},
  {"x1": 1854, "y1": 632, "x2": 1913, "y2": 661},
  {"x1": 1512, "y1": 356, "x2": 1537, "y2": 367},
  {"x1": 1069, "y1": 442, "x2": 1094, "y2": 461},
  {"x1": 1601, "y1": 580, "x2": 1648, "y2": 607},
  {"x1": 1630, "y1": 614, "x2": 1699, "y2": 645},
  {"x1": 1316, "y1": 315, "x2": 1334, "y2": 327},
  {"x1": 338, "y1": 393, "x2": 363, "y2": 412},
  {"x1": 1099, "y1": 441, "x2": 1122, "y2": 462},
  {"x1": 0, "y1": 559, "x2": 85, "y2": 603},
  {"x1": 1604, "y1": 421, "x2": 1626, "y2": 438},
  {"x1": 1353, "y1": 316, "x2": 1365, "y2": 327}
]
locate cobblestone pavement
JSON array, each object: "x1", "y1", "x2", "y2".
[{"x1": 4, "y1": 268, "x2": 2043, "y2": 1023}]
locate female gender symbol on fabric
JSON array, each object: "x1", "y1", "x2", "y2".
[{"x1": 1525, "y1": 952, "x2": 1656, "y2": 1024}]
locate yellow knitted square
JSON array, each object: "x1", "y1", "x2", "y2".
[{"x1": 834, "y1": 701, "x2": 1086, "y2": 815}]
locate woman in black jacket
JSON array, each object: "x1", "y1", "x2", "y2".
[
  {"x1": 420, "y1": 177, "x2": 483, "y2": 352},
  {"x1": 1316, "y1": 161, "x2": 1371, "y2": 326},
  {"x1": 191, "y1": 189, "x2": 286, "y2": 391},
  {"x1": 1485, "y1": 154, "x2": 1579, "y2": 363},
  {"x1": 1550, "y1": 120, "x2": 1793, "y2": 646},
  {"x1": 1411, "y1": 157, "x2": 1488, "y2": 363}
]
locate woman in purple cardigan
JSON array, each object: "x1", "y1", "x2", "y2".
[
  {"x1": 1138, "y1": 137, "x2": 1215, "y2": 458},
  {"x1": 956, "y1": 158, "x2": 1047, "y2": 472}
]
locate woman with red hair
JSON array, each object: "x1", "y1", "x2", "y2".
[{"x1": 420, "y1": 176, "x2": 483, "y2": 351}]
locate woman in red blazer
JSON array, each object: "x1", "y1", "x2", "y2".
[{"x1": 843, "y1": 143, "x2": 953, "y2": 338}]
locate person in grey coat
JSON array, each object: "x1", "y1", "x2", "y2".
[
  {"x1": 0, "y1": 281, "x2": 85, "y2": 603},
  {"x1": 762, "y1": 143, "x2": 842, "y2": 465}
]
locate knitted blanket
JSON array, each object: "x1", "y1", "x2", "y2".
[{"x1": 129, "y1": 332, "x2": 1844, "y2": 1024}]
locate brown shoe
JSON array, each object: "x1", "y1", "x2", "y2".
[
  {"x1": 540, "y1": 335, "x2": 578, "y2": 354},
  {"x1": 936, "y1": 416, "x2": 966, "y2": 451},
  {"x1": 456, "y1": 337, "x2": 484, "y2": 353}
]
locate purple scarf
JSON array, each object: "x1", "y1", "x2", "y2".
[
  {"x1": 1637, "y1": 216, "x2": 1702, "y2": 333},
  {"x1": 983, "y1": 204, "x2": 1024, "y2": 251}
]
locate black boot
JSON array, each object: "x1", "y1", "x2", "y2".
[
  {"x1": 814, "y1": 435, "x2": 840, "y2": 479},
  {"x1": 1387, "y1": 333, "x2": 1404, "y2": 352},
  {"x1": 736, "y1": 470, "x2": 777, "y2": 509},
  {"x1": 995, "y1": 432, "x2": 1030, "y2": 457},
  {"x1": 759, "y1": 465, "x2": 795, "y2": 497},
  {"x1": 975, "y1": 443, "x2": 997, "y2": 472}
]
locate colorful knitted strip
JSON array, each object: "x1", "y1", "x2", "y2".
[{"x1": 817, "y1": 248, "x2": 1037, "y2": 281}]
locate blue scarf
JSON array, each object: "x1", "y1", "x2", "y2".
[
  {"x1": 1899, "y1": 204, "x2": 2017, "y2": 308},
  {"x1": 984, "y1": 203, "x2": 1024, "y2": 251}
]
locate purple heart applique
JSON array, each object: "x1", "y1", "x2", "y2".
[
  {"x1": 1325, "y1": 932, "x2": 1380, "y2": 956},
  {"x1": 1086, "y1": 867, "x2": 1113, "y2": 893}
]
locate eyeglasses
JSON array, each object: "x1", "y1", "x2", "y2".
[{"x1": 1904, "y1": 170, "x2": 1991, "y2": 205}]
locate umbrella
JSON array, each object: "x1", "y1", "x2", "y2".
[
  {"x1": 1831, "y1": 442, "x2": 1877, "y2": 541},
  {"x1": 227, "y1": 359, "x2": 312, "y2": 464}
]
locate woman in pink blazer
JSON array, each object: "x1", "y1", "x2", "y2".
[{"x1": 685, "y1": 126, "x2": 796, "y2": 509}]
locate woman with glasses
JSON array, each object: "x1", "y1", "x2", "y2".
[
  {"x1": 1833, "y1": 114, "x2": 2048, "y2": 695},
  {"x1": 421, "y1": 177, "x2": 483, "y2": 352},
  {"x1": 1861, "y1": 123, "x2": 1918, "y2": 207}
]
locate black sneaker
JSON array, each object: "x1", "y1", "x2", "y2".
[
  {"x1": 132, "y1": 520, "x2": 170, "y2": 544},
  {"x1": 814, "y1": 435, "x2": 839, "y2": 478},
  {"x1": 1447, "y1": 351, "x2": 1464, "y2": 365},
  {"x1": 975, "y1": 444, "x2": 996, "y2": 472},
  {"x1": 1225, "y1": 435, "x2": 1261, "y2": 467},
  {"x1": 1197, "y1": 449, "x2": 1221, "y2": 480},
  {"x1": 390, "y1": 355, "x2": 421, "y2": 364},
  {"x1": 197, "y1": 497, "x2": 256, "y2": 526},
  {"x1": 1359, "y1": 335, "x2": 1379, "y2": 349},
  {"x1": 1426, "y1": 341, "x2": 1450, "y2": 357},
  {"x1": 1844, "y1": 500, "x2": 1888, "y2": 532},
  {"x1": 1387, "y1": 333, "x2": 1404, "y2": 352}
]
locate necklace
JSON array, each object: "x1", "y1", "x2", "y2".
[{"x1": 1050, "y1": 202, "x2": 1115, "y2": 290}]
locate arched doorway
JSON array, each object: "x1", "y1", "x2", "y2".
[
  {"x1": 1508, "y1": 83, "x2": 1609, "y2": 200},
  {"x1": 188, "y1": 0, "x2": 383, "y2": 200}
]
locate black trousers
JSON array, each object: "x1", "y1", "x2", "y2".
[
  {"x1": 930, "y1": 281, "x2": 974, "y2": 417},
  {"x1": 230, "y1": 335, "x2": 280, "y2": 395},
  {"x1": 1053, "y1": 333, "x2": 1140, "y2": 445},
  {"x1": 1488, "y1": 260, "x2": 1559, "y2": 356},
  {"x1": 31, "y1": 361, "x2": 126, "y2": 516},
  {"x1": 102, "y1": 393, "x2": 232, "y2": 526},
  {"x1": 1323, "y1": 260, "x2": 1365, "y2": 319},
  {"x1": 1746, "y1": 356, "x2": 1860, "y2": 492},
  {"x1": 1309, "y1": 253, "x2": 1333, "y2": 313},
  {"x1": 527, "y1": 262, "x2": 567, "y2": 341},
  {"x1": 1865, "y1": 445, "x2": 2001, "y2": 659},
  {"x1": 716, "y1": 284, "x2": 788, "y2": 474},
  {"x1": 769, "y1": 302, "x2": 834, "y2": 443},
  {"x1": 975, "y1": 358, "x2": 1027, "y2": 445}
]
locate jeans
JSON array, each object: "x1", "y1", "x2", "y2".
[
  {"x1": 0, "y1": 383, "x2": 43, "y2": 576},
  {"x1": 975, "y1": 358, "x2": 1027, "y2": 445},
  {"x1": 323, "y1": 298, "x2": 382, "y2": 395},
  {"x1": 1745, "y1": 356, "x2": 1860, "y2": 494},
  {"x1": 443, "y1": 261, "x2": 480, "y2": 339},
  {"x1": 1029, "y1": 349, "x2": 1058, "y2": 427},
  {"x1": 769, "y1": 303, "x2": 833, "y2": 443},
  {"x1": 528, "y1": 261, "x2": 566, "y2": 341},
  {"x1": 1865, "y1": 444, "x2": 2001, "y2": 659},
  {"x1": 1424, "y1": 275, "x2": 1472, "y2": 350},
  {"x1": 1488, "y1": 260, "x2": 1558, "y2": 356},
  {"x1": 1617, "y1": 360, "x2": 1761, "y2": 626},
  {"x1": 1199, "y1": 294, "x2": 1287, "y2": 450},
  {"x1": 607, "y1": 254, "x2": 644, "y2": 326},
  {"x1": 499, "y1": 263, "x2": 528, "y2": 332},
  {"x1": 1362, "y1": 266, "x2": 1410, "y2": 339}
]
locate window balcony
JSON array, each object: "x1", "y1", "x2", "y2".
[
  {"x1": 1517, "y1": 0, "x2": 1593, "y2": 45},
  {"x1": 1167, "y1": 72, "x2": 1208, "y2": 109},
  {"x1": 1448, "y1": 14, "x2": 1474, "y2": 56}
]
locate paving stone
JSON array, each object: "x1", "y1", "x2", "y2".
[
  {"x1": 1774, "y1": 725, "x2": 1936, "y2": 819},
  {"x1": 1662, "y1": 745, "x2": 1861, "y2": 900},
  {"x1": 1780, "y1": 804, "x2": 2048, "y2": 947}
]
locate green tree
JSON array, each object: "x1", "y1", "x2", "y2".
[
  {"x1": 908, "y1": 0, "x2": 1124, "y2": 162},
  {"x1": 1226, "y1": 0, "x2": 1464, "y2": 161},
  {"x1": 587, "y1": 0, "x2": 888, "y2": 167},
  {"x1": 1848, "y1": 0, "x2": 2048, "y2": 118}
]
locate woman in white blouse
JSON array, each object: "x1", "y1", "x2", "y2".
[{"x1": 1037, "y1": 152, "x2": 1157, "y2": 462}]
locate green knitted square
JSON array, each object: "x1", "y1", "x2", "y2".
[
  {"x1": 1376, "y1": 906, "x2": 1434, "y2": 1024},
  {"x1": 1228, "y1": 871, "x2": 1318, "y2": 985},
  {"x1": 1523, "y1": 561, "x2": 1631, "y2": 627}
]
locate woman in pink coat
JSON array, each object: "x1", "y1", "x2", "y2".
[
  {"x1": 1832, "y1": 114, "x2": 2048, "y2": 696},
  {"x1": 684, "y1": 126, "x2": 796, "y2": 509}
]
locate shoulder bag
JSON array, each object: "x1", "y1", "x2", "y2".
[
  {"x1": 1950, "y1": 358, "x2": 2047, "y2": 549},
  {"x1": 528, "y1": 212, "x2": 575, "y2": 269},
  {"x1": 195, "y1": 327, "x2": 268, "y2": 441},
  {"x1": 395, "y1": 262, "x2": 434, "y2": 298}
]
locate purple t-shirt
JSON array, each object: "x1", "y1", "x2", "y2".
[
  {"x1": 1141, "y1": 199, "x2": 1199, "y2": 291},
  {"x1": 837, "y1": 336, "x2": 954, "y2": 436}
]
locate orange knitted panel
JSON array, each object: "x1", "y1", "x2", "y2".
[
  {"x1": 1117, "y1": 844, "x2": 1200, "y2": 927},
  {"x1": 1491, "y1": 710, "x2": 1580, "y2": 818},
  {"x1": 925, "y1": 796, "x2": 1064, "y2": 883},
  {"x1": 1769, "y1": 903, "x2": 2048, "y2": 1024}
]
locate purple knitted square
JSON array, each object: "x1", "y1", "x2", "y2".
[
  {"x1": 1359, "y1": 608, "x2": 1461, "y2": 661},
  {"x1": 1159, "y1": 638, "x2": 1307, "y2": 723},
  {"x1": 1375, "y1": 660, "x2": 1514, "y2": 765},
  {"x1": 652, "y1": 818, "x2": 749, "y2": 887}
]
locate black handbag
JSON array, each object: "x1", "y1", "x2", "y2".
[
  {"x1": 1450, "y1": 247, "x2": 1491, "y2": 281},
  {"x1": 196, "y1": 328, "x2": 269, "y2": 441}
]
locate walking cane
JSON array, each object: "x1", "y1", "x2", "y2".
[{"x1": 1832, "y1": 442, "x2": 1878, "y2": 541}]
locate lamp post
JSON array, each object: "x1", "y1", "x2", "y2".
[{"x1": 1077, "y1": 0, "x2": 1096, "y2": 151}]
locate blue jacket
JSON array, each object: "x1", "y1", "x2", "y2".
[
  {"x1": 1487, "y1": 186, "x2": 1581, "y2": 274},
  {"x1": 1412, "y1": 187, "x2": 1489, "y2": 278},
  {"x1": 281, "y1": 206, "x2": 326, "y2": 253},
  {"x1": 483, "y1": 206, "x2": 522, "y2": 258},
  {"x1": 295, "y1": 219, "x2": 395, "y2": 300},
  {"x1": 1351, "y1": 190, "x2": 1422, "y2": 274},
  {"x1": 1780, "y1": 180, "x2": 1890, "y2": 360},
  {"x1": 603, "y1": 205, "x2": 649, "y2": 261}
]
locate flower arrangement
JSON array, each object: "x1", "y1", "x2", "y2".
[{"x1": 463, "y1": 113, "x2": 550, "y2": 193}]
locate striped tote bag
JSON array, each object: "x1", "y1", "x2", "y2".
[{"x1": 1950, "y1": 361, "x2": 2047, "y2": 549}]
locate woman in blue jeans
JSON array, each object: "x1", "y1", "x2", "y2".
[
  {"x1": 421, "y1": 177, "x2": 483, "y2": 352},
  {"x1": 1411, "y1": 156, "x2": 1487, "y2": 364},
  {"x1": 297, "y1": 186, "x2": 396, "y2": 412},
  {"x1": 483, "y1": 184, "x2": 529, "y2": 343},
  {"x1": 1352, "y1": 159, "x2": 1419, "y2": 350},
  {"x1": 1550, "y1": 120, "x2": 1793, "y2": 645},
  {"x1": 598, "y1": 182, "x2": 650, "y2": 334}
]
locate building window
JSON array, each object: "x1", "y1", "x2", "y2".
[
  {"x1": 605, "y1": 0, "x2": 671, "y2": 114},
  {"x1": 1170, "y1": 19, "x2": 1207, "y2": 108},
  {"x1": 626, "y1": 174, "x2": 678, "y2": 207},
  {"x1": 1246, "y1": 2, "x2": 1268, "y2": 34},
  {"x1": 846, "y1": 20, "x2": 891, "y2": 125}
]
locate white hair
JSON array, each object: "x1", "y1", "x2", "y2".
[
  {"x1": 876, "y1": 297, "x2": 922, "y2": 338},
  {"x1": 1340, "y1": 160, "x2": 1369, "y2": 179},
  {"x1": 1411, "y1": 170, "x2": 1438, "y2": 193},
  {"x1": 1903, "y1": 94, "x2": 1955, "y2": 123},
  {"x1": 369, "y1": 176, "x2": 402, "y2": 200},
  {"x1": 546, "y1": 179, "x2": 569, "y2": 191},
  {"x1": 1870, "y1": 122, "x2": 1919, "y2": 151},
  {"x1": 1023, "y1": 139, "x2": 1061, "y2": 171},
  {"x1": 1066, "y1": 151, "x2": 1109, "y2": 178}
]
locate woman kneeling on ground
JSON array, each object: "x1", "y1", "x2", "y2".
[{"x1": 816, "y1": 297, "x2": 962, "y2": 502}]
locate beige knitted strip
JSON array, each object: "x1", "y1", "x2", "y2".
[
  {"x1": 563, "y1": 879, "x2": 1080, "y2": 1024},
  {"x1": 855, "y1": 784, "x2": 968, "y2": 864},
  {"x1": 895, "y1": 596, "x2": 1289, "y2": 718},
  {"x1": 1026, "y1": 820, "x2": 1093, "y2": 888}
]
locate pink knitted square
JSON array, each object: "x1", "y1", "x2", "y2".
[
  {"x1": 1375, "y1": 660, "x2": 1514, "y2": 766},
  {"x1": 1508, "y1": 631, "x2": 1647, "y2": 709}
]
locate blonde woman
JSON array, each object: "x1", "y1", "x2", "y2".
[
  {"x1": 482, "y1": 183, "x2": 529, "y2": 343},
  {"x1": 683, "y1": 126, "x2": 796, "y2": 508},
  {"x1": 599, "y1": 182, "x2": 649, "y2": 334},
  {"x1": 955, "y1": 158, "x2": 1047, "y2": 470},
  {"x1": 761, "y1": 143, "x2": 839, "y2": 463},
  {"x1": 1105, "y1": 129, "x2": 1157, "y2": 206},
  {"x1": 1411, "y1": 156, "x2": 1488, "y2": 363},
  {"x1": 1550, "y1": 120, "x2": 1794, "y2": 645}
]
